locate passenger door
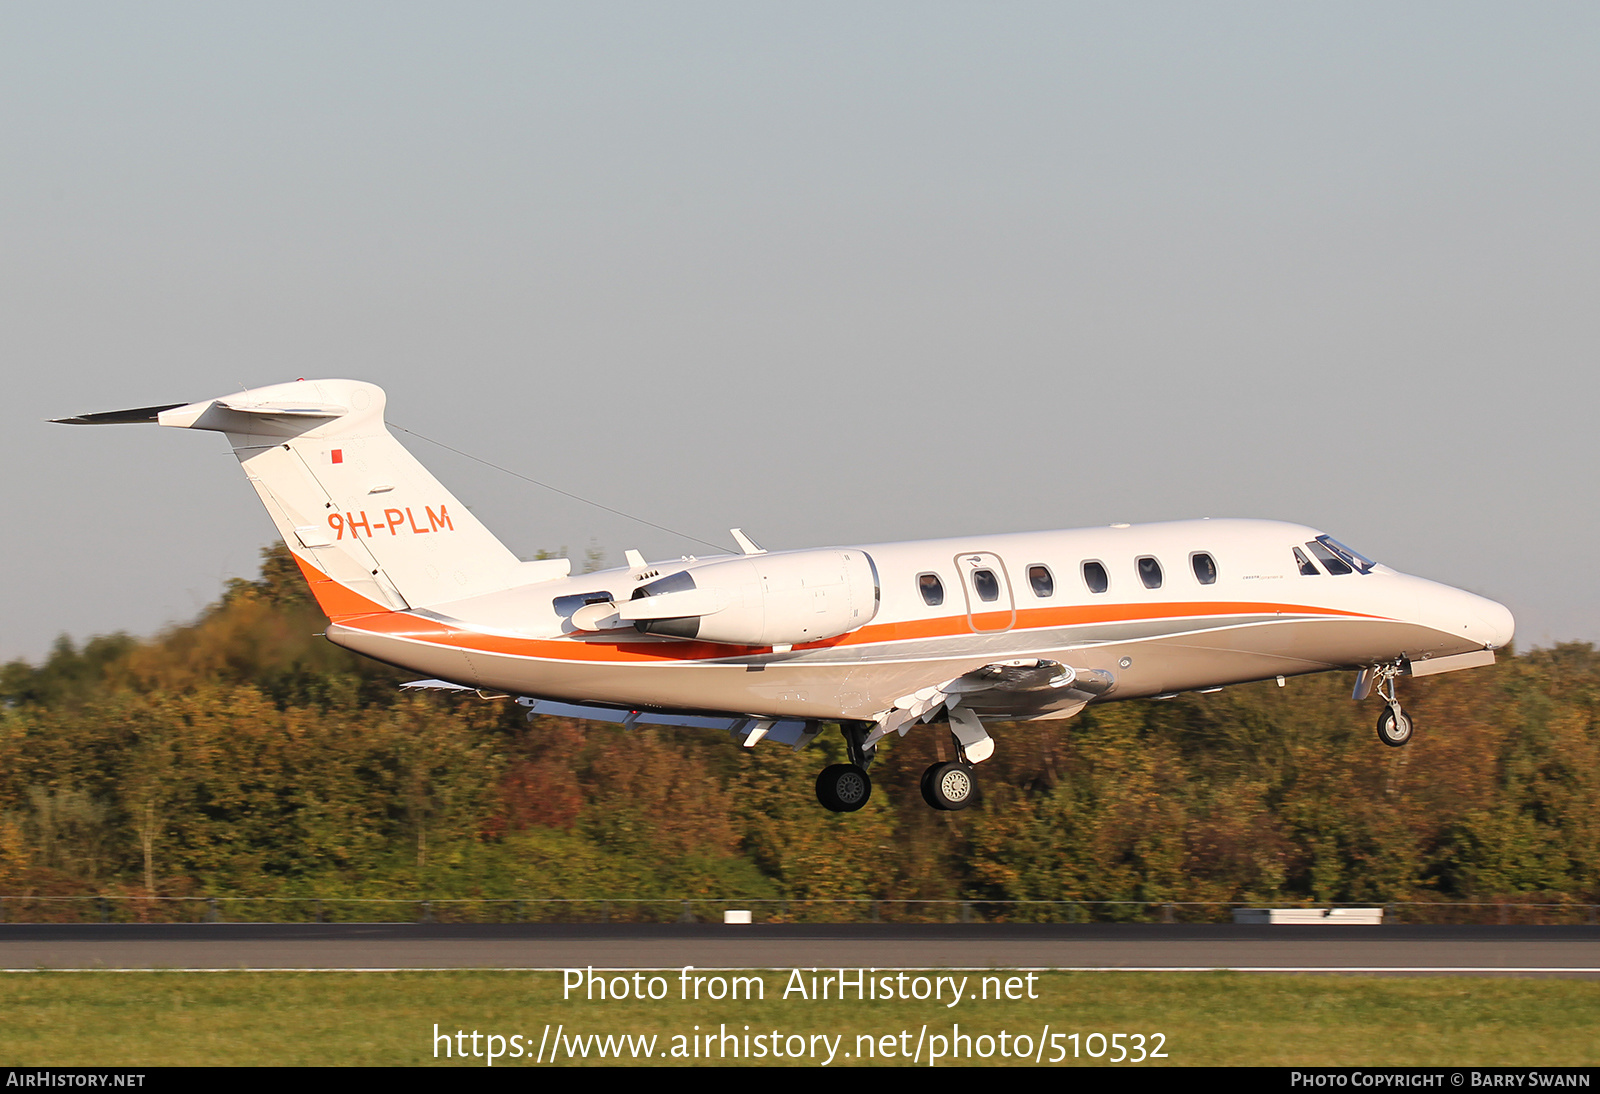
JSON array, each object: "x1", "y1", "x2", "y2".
[{"x1": 954, "y1": 552, "x2": 1015, "y2": 633}]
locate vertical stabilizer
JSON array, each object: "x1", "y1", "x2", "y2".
[{"x1": 72, "y1": 379, "x2": 563, "y2": 620}]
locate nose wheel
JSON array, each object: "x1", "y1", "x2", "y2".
[
  {"x1": 1376, "y1": 705, "x2": 1413, "y2": 747},
  {"x1": 1368, "y1": 664, "x2": 1414, "y2": 748}
]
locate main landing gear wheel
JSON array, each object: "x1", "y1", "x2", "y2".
[
  {"x1": 1376, "y1": 705, "x2": 1414, "y2": 748},
  {"x1": 920, "y1": 761, "x2": 976, "y2": 811},
  {"x1": 816, "y1": 764, "x2": 873, "y2": 812}
]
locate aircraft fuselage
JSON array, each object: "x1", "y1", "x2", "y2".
[{"x1": 326, "y1": 517, "x2": 1510, "y2": 722}]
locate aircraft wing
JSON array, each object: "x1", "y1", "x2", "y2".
[
  {"x1": 863, "y1": 659, "x2": 1115, "y2": 761},
  {"x1": 400, "y1": 679, "x2": 817, "y2": 749}
]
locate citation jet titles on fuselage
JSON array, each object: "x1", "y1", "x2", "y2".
[{"x1": 56, "y1": 379, "x2": 1513, "y2": 812}]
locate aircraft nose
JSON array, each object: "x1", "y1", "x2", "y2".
[
  {"x1": 1417, "y1": 580, "x2": 1515, "y2": 651},
  {"x1": 1471, "y1": 596, "x2": 1515, "y2": 650}
]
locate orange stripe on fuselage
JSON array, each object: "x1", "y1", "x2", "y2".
[{"x1": 337, "y1": 599, "x2": 1386, "y2": 665}]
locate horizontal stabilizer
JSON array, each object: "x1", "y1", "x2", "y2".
[
  {"x1": 50, "y1": 403, "x2": 187, "y2": 426},
  {"x1": 213, "y1": 399, "x2": 346, "y2": 419}
]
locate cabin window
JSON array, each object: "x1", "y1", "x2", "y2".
[
  {"x1": 918, "y1": 573, "x2": 945, "y2": 607},
  {"x1": 1137, "y1": 556, "x2": 1163, "y2": 589},
  {"x1": 1191, "y1": 552, "x2": 1218, "y2": 585},
  {"x1": 553, "y1": 591, "x2": 613, "y2": 616},
  {"x1": 1028, "y1": 564, "x2": 1054, "y2": 598},
  {"x1": 1293, "y1": 546, "x2": 1320, "y2": 575},
  {"x1": 1082, "y1": 560, "x2": 1109, "y2": 594},
  {"x1": 1306, "y1": 540, "x2": 1353, "y2": 575},
  {"x1": 971, "y1": 568, "x2": 1000, "y2": 602}
]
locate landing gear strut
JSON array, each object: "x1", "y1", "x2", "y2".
[
  {"x1": 1368, "y1": 664, "x2": 1414, "y2": 747},
  {"x1": 917, "y1": 719, "x2": 982, "y2": 811},
  {"x1": 815, "y1": 721, "x2": 877, "y2": 813},
  {"x1": 812, "y1": 718, "x2": 985, "y2": 812}
]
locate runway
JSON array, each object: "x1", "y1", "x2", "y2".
[{"x1": 2, "y1": 923, "x2": 1598, "y2": 975}]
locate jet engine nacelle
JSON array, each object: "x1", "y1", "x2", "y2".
[{"x1": 621, "y1": 549, "x2": 879, "y2": 647}]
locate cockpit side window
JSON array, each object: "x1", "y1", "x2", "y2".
[
  {"x1": 1137, "y1": 556, "x2": 1163, "y2": 589},
  {"x1": 1317, "y1": 535, "x2": 1375, "y2": 574},
  {"x1": 1082, "y1": 560, "x2": 1109, "y2": 594},
  {"x1": 1292, "y1": 547, "x2": 1320, "y2": 576},
  {"x1": 1028, "y1": 565, "x2": 1054, "y2": 598},
  {"x1": 1191, "y1": 552, "x2": 1218, "y2": 585},
  {"x1": 1306, "y1": 540, "x2": 1353, "y2": 575},
  {"x1": 917, "y1": 573, "x2": 945, "y2": 607}
]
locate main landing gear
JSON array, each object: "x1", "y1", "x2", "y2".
[
  {"x1": 812, "y1": 720, "x2": 986, "y2": 813},
  {"x1": 920, "y1": 759, "x2": 976, "y2": 811},
  {"x1": 815, "y1": 721, "x2": 877, "y2": 813},
  {"x1": 816, "y1": 763, "x2": 871, "y2": 812},
  {"x1": 1359, "y1": 664, "x2": 1415, "y2": 748}
]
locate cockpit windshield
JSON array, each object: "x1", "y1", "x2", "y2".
[{"x1": 1315, "y1": 535, "x2": 1376, "y2": 574}]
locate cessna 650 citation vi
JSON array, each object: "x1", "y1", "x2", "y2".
[{"x1": 58, "y1": 379, "x2": 1514, "y2": 813}]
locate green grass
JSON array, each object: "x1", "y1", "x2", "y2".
[{"x1": 1, "y1": 970, "x2": 1596, "y2": 1066}]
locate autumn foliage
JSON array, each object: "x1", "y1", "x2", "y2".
[{"x1": 1, "y1": 546, "x2": 1595, "y2": 920}]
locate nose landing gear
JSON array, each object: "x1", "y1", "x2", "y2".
[
  {"x1": 1376, "y1": 705, "x2": 1413, "y2": 747},
  {"x1": 1362, "y1": 664, "x2": 1415, "y2": 748}
]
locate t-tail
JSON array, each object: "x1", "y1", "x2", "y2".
[{"x1": 54, "y1": 379, "x2": 568, "y2": 620}]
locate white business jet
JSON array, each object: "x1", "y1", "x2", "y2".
[{"x1": 57, "y1": 379, "x2": 1514, "y2": 813}]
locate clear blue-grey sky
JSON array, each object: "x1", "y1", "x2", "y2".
[{"x1": 3, "y1": 2, "x2": 1597, "y2": 662}]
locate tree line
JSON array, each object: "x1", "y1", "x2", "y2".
[{"x1": 1, "y1": 545, "x2": 1595, "y2": 920}]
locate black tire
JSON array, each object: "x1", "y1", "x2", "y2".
[
  {"x1": 1376, "y1": 705, "x2": 1413, "y2": 747},
  {"x1": 919, "y1": 762, "x2": 947, "y2": 811},
  {"x1": 925, "y1": 761, "x2": 977, "y2": 811},
  {"x1": 816, "y1": 763, "x2": 872, "y2": 812}
]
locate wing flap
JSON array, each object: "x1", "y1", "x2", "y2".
[{"x1": 862, "y1": 659, "x2": 1118, "y2": 756}]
